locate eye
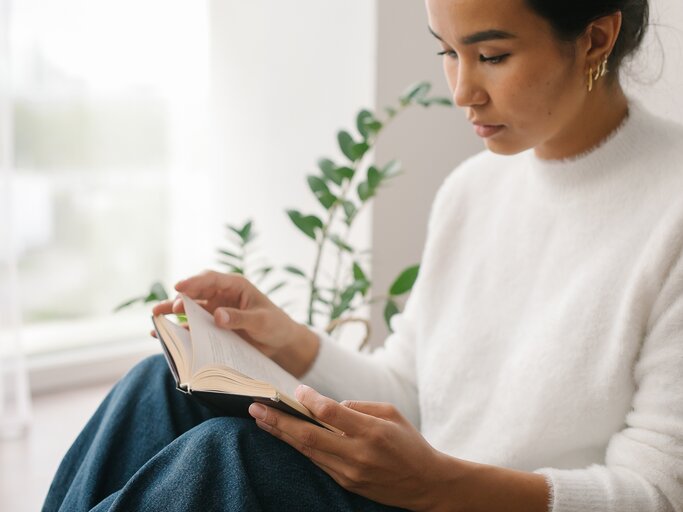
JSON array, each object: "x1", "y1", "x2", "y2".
[
  {"x1": 436, "y1": 49, "x2": 458, "y2": 59},
  {"x1": 479, "y1": 54, "x2": 510, "y2": 64}
]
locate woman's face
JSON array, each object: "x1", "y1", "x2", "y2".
[{"x1": 425, "y1": 0, "x2": 589, "y2": 157}]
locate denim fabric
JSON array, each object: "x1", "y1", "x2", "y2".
[{"x1": 42, "y1": 355, "x2": 406, "y2": 512}]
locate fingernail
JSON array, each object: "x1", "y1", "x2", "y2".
[
  {"x1": 216, "y1": 310, "x2": 230, "y2": 324},
  {"x1": 249, "y1": 403, "x2": 266, "y2": 420},
  {"x1": 295, "y1": 384, "x2": 308, "y2": 400}
]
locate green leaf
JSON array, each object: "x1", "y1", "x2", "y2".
[
  {"x1": 337, "y1": 166, "x2": 355, "y2": 180},
  {"x1": 313, "y1": 295, "x2": 333, "y2": 306},
  {"x1": 287, "y1": 210, "x2": 323, "y2": 240},
  {"x1": 114, "y1": 295, "x2": 145, "y2": 312},
  {"x1": 366, "y1": 120, "x2": 382, "y2": 133},
  {"x1": 266, "y1": 281, "x2": 287, "y2": 295},
  {"x1": 352, "y1": 142, "x2": 369, "y2": 161},
  {"x1": 224, "y1": 263, "x2": 244, "y2": 275},
  {"x1": 228, "y1": 220, "x2": 254, "y2": 244},
  {"x1": 284, "y1": 265, "x2": 307, "y2": 278},
  {"x1": 175, "y1": 313, "x2": 188, "y2": 324},
  {"x1": 418, "y1": 97, "x2": 452, "y2": 107},
  {"x1": 384, "y1": 299, "x2": 400, "y2": 332},
  {"x1": 217, "y1": 248, "x2": 240, "y2": 260},
  {"x1": 389, "y1": 264, "x2": 420, "y2": 296},
  {"x1": 357, "y1": 181, "x2": 373, "y2": 202},
  {"x1": 142, "y1": 282, "x2": 169, "y2": 303},
  {"x1": 240, "y1": 220, "x2": 253, "y2": 243},
  {"x1": 329, "y1": 234, "x2": 354, "y2": 253},
  {"x1": 338, "y1": 130, "x2": 369, "y2": 162},
  {"x1": 253, "y1": 266, "x2": 273, "y2": 283},
  {"x1": 351, "y1": 275, "x2": 370, "y2": 297},
  {"x1": 367, "y1": 166, "x2": 381, "y2": 189},
  {"x1": 338, "y1": 130, "x2": 356, "y2": 161},
  {"x1": 340, "y1": 286, "x2": 357, "y2": 303},
  {"x1": 356, "y1": 109, "x2": 373, "y2": 139},
  {"x1": 385, "y1": 106, "x2": 397, "y2": 118},
  {"x1": 356, "y1": 110, "x2": 382, "y2": 140},
  {"x1": 342, "y1": 200, "x2": 357, "y2": 224},
  {"x1": 307, "y1": 175, "x2": 337, "y2": 209},
  {"x1": 331, "y1": 297, "x2": 353, "y2": 320},
  {"x1": 381, "y1": 159, "x2": 402, "y2": 179},
  {"x1": 400, "y1": 81, "x2": 431, "y2": 106},
  {"x1": 330, "y1": 304, "x2": 347, "y2": 320},
  {"x1": 352, "y1": 262, "x2": 367, "y2": 282},
  {"x1": 318, "y1": 158, "x2": 344, "y2": 186}
]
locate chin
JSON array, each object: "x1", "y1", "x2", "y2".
[{"x1": 484, "y1": 136, "x2": 531, "y2": 156}]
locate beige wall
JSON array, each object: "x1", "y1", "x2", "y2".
[
  {"x1": 370, "y1": 0, "x2": 482, "y2": 345},
  {"x1": 623, "y1": 0, "x2": 683, "y2": 123}
]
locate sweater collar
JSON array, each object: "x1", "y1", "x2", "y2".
[{"x1": 524, "y1": 99, "x2": 647, "y2": 189}]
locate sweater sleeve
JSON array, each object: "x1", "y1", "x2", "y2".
[
  {"x1": 534, "y1": 247, "x2": 683, "y2": 512},
  {"x1": 300, "y1": 309, "x2": 419, "y2": 427},
  {"x1": 297, "y1": 227, "x2": 425, "y2": 427},
  {"x1": 297, "y1": 159, "x2": 473, "y2": 428}
]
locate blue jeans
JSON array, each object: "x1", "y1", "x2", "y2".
[{"x1": 42, "y1": 355, "x2": 406, "y2": 512}]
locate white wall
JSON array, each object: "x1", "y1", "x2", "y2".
[{"x1": 208, "y1": 1, "x2": 376, "y2": 336}]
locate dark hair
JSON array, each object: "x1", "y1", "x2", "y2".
[{"x1": 525, "y1": 0, "x2": 649, "y2": 76}]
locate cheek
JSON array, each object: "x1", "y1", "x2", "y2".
[{"x1": 504, "y1": 64, "x2": 575, "y2": 129}]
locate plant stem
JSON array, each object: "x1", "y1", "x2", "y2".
[
  {"x1": 306, "y1": 101, "x2": 410, "y2": 327},
  {"x1": 307, "y1": 176, "x2": 353, "y2": 324}
]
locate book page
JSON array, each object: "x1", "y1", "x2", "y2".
[
  {"x1": 157, "y1": 315, "x2": 194, "y2": 383},
  {"x1": 181, "y1": 294, "x2": 301, "y2": 397}
]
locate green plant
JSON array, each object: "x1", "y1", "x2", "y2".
[{"x1": 117, "y1": 81, "x2": 451, "y2": 347}]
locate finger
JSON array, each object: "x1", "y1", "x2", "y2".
[
  {"x1": 149, "y1": 329, "x2": 158, "y2": 338},
  {"x1": 151, "y1": 299, "x2": 177, "y2": 316},
  {"x1": 249, "y1": 403, "x2": 348, "y2": 455},
  {"x1": 254, "y1": 418, "x2": 351, "y2": 476},
  {"x1": 339, "y1": 400, "x2": 403, "y2": 422},
  {"x1": 171, "y1": 297, "x2": 187, "y2": 315},
  {"x1": 214, "y1": 307, "x2": 263, "y2": 331},
  {"x1": 175, "y1": 271, "x2": 246, "y2": 300},
  {"x1": 294, "y1": 385, "x2": 370, "y2": 435}
]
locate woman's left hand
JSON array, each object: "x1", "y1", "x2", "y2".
[{"x1": 248, "y1": 385, "x2": 459, "y2": 511}]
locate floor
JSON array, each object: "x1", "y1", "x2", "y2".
[{"x1": 0, "y1": 383, "x2": 112, "y2": 512}]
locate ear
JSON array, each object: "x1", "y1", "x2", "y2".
[{"x1": 579, "y1": 11, "x2": 623, "y2": 67}]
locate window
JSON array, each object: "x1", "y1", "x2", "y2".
[{"x1": 2, "y1": 0, "x2": 210, "y2": 355}]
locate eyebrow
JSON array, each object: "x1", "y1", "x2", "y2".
[{"x1": 428, "y1": 26, "x2": 516, "y2": 45}]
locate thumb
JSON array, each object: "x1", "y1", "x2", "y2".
[{"x1": 214, "y1": 307, "x2": 249, "y2": 329}]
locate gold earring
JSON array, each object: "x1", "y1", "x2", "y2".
[
  {"x1": 587, "y1": 67, "x2": 594, "y2": 92},
  {"x1": 600, "y1": 56, "x2": 608, "y2": 77}
]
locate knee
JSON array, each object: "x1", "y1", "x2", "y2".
[
  {"x1": 116, "y1": 354, "x2": 171, "y2": 394},
  {"x1": 186, "y1": 417, "x2": 264, "y2": 452},
  {"x1": 130, "y1": 353, "x2": 168, "y2": 379}
]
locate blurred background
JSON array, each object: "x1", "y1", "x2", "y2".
[{"x1": 0, "y1": 0, "x2": 681, "y2": 510}]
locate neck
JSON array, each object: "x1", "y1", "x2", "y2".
[{"x1": 534, "y1": 82, "x2": 629, "y2": 161}]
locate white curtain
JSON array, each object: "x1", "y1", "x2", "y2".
[{"x1": 0, "y1": 0, "x2": 31, "y2": 439}]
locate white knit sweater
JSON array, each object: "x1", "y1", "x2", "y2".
[{"x1": 302, "y1": 101, "x2": 683, "y2": 512}]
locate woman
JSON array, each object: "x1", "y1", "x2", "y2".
[{"x1": 44, "y1": 0, "x2": 683, "y2": 510}]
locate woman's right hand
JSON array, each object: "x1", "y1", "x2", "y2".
[{"x1": 151, "y1": 270, "x2": 320, "y2": 377}]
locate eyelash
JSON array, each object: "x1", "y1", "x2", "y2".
[{"x1": 436, "y1": 50, "x2": 510, "y2": 64}]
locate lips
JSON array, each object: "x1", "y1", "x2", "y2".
[{"x1": 472, "y1": 123, "x2": 504, "y2": 138}]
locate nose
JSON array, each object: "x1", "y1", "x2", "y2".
[{"x1": 451, "y1": 63, "x2": 488, "y2": 108}]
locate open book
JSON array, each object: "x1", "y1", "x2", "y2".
[{"x1": 152, "y1": 295, "x2": 336, "y2": 431}]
